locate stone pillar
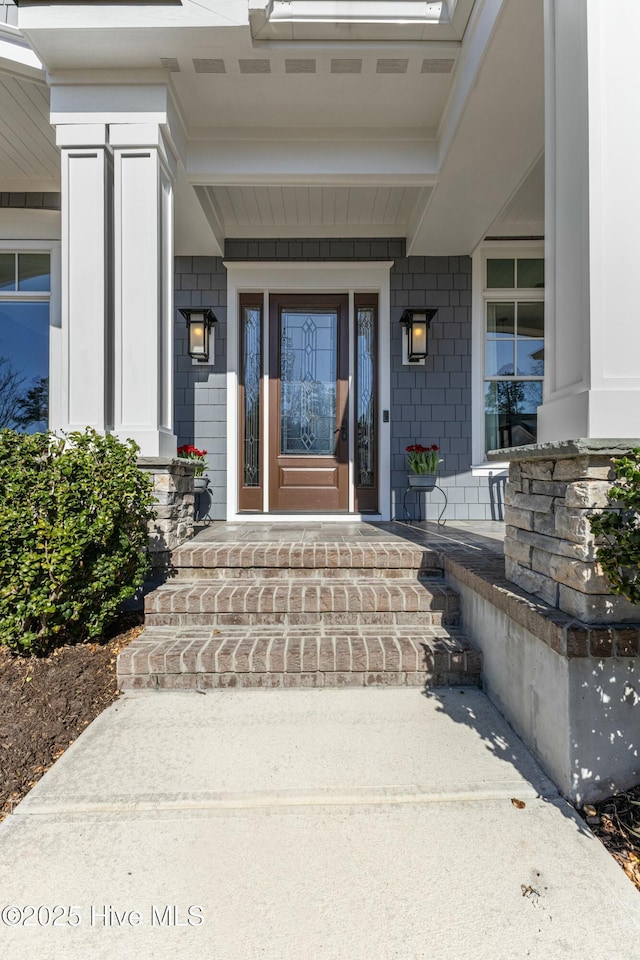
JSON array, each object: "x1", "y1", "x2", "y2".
[
  {"x1": 540, "y1": 0, "x2": 640, "y2": 440},
  {"x1": 499, "y1": 440, "x2": 640, "y2": 623},
  {"x1": 137, "y1": 458, "x2": 197, "y2": 569},
  {"x1": 52, "y1": 124, "x2": 111, "y2": 434}
]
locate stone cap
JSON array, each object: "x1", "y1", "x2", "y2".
[
  {"x1": 487, "y1": 438, "x2": 640, "y2": 463},
  {"x1": 444, "y1": 550, "x2": 640, "y2": 658},
  {"x1": 137, "y1": 457, "x2": 198, "y2": 472}
]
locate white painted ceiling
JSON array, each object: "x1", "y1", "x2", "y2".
[
  {"x1": 0, "y1": 73, "x2": 58, "y2": 189},
  {"x1": 488, "y1": 155, "x2": 545, "y2": 238},
  {"x1": 171, "y1": 50, "x2": 454, "y2": 132},
  {"x1": 199, "y1": 183, "x2": 429, "y2": 238}
]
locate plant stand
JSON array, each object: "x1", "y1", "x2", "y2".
[
  {"x1": 193, "y1": 477, "x2": 214, "y2": 524},
  {"x1": 398, "y1": 477, "x2": 448, "y2": 526}
]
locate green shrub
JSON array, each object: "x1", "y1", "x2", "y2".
[
  {"x1": 588, "y1": 448, "x2": 640, "y2": 607},
  {"x1": 0, "y1": 429, "x2": 156, "y2": 653}
]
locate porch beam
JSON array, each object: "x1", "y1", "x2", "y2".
[
  {"x1": 407, "y1": 0, "x2": 544, "y2": 255},
  {"x1": 187, "y1": 138, "x2": 438, "y2": 187}
]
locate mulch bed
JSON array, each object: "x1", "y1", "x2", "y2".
[
  {"x1": 579, "y1": 791, "x2": 640, "y2": 892},
  {"x1": 0, "y1": 613, "x2": 143, "y2": 822}
]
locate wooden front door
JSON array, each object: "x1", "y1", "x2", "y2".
[{"x1": 268, "y1": 294, "x2": 349, "y2": 511}]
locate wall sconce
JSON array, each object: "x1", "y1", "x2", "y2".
[
  {"x1": 400, "y1": 308, "x2": 437, "y2": 364},
  {"x1": 179, "y1": 308, "x2": 217, "y2": 363}
]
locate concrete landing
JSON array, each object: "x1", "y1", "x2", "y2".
[{"x1": 1, "y1": 688, "x2": 639, "y2": 959}]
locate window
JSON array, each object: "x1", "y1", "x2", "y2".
[
  {"x1": 0, "y1": 251, "x2": 51, "y2": 433},
  {"x1": 482, "y1": 250, "x2": 544, "y2": 455}
]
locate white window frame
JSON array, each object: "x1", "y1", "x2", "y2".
[
  {"x1": 471, "y1": 241, "x2": 544, "y2": 475},
  {"x1": 0, "y1": 240, "x2": 61, "y2": 430}
]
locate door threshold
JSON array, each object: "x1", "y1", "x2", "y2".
[{"x1": 230, "y1": 513, "x2": 384, "y2": 523}]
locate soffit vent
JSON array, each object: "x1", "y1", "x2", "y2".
[
  {"x1": 285, "y1": 59, "x2": 316, "y2": 74},
  {"x1": 160, "y1": 58, "x2": 180, "y2": 73},
  {"x1": 239, "y1": 59, "x2": 271, "y2": 74},
  {"x1": 330, "y1": 59, "x2": 362, "y2": 74},
  {"x1": 376, "y1": 59, "x2": 409, "y2": 74},
  {"x1": 193, "y1": 59, "x2": 226, "y2": 74},
  {"x1": 421, "y1": 59, "x2": 455, "y2": 74}
]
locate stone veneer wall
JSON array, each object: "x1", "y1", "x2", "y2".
[
  {"x1": 137, "y1": 459, "x2": 196, "y2": 568},
  {"x1": 503, "y1": 442, "x2": 640, "y2": 623},
  {"x1": 175, "y1": 239, "x2": 496, "y2": 520}
]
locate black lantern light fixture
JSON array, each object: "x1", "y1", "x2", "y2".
[
  {"x1": 400, "y1": 308, "x2": 437, "y2": 362},
  {"x1": 180, "y1": 308, "x2": 217, "y2": 363}
]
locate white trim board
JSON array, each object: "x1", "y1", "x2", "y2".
[
  {"x1": 225, "y1": 260, "x2": 393, "y2": 522},
  {"x1": 224, "y1": 514, "x2": 384, "y2": 524}
]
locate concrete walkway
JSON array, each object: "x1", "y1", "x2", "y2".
[{"x1": 1, "y1": 687, "x2": 639, "y2": 958}]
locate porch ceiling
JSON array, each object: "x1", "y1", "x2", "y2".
[
  {"x1": 20, "y1": 4, "x2": 460, "y2": 135},
  {"x1": 11, "y1": 0, "x2": 544, "y2": 257},
  {"x1": 196, "y1": 183, "x2": 430, "y2": 239},
  {"x1": 488, "y1": 155, "x2": 545, "y2": 239},
  {"x1": 0, "y1": 72, "x2": 58, "y2": 190}
]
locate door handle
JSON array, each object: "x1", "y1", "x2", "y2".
[{"x1": 334, "y1": 424, "x2": 348, "y2": 443}]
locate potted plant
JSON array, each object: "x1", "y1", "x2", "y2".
[
  {"x1": 177, "y1": 444, "x2": 209, "y2": 491},
  {"x1": 406, "y1": 443, "x2": 443, "y2": 490}
]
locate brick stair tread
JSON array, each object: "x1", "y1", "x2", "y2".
[
  {"x1": 170, "y1": 567, "x2": 445, "y2": 580},
  {"x1": 118, "y1": 624, "x2": 482, "y2": 690},
  {"x1": 171, "y1": 541, "x2": 443, "y2": 572},
  {"x1": 145, "y1": 577, "x2": 458, "y2": 615},
  {"x1": 132, "y1": 533, "x2": 478, "y2": 690}
]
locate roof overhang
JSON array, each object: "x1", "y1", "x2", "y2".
[
  {"x1": 4, "y1": 0, "x2": 544, "y2": 257},
  {"x1": 0, "y1": 22, "x2": 44, "y2": 81}
]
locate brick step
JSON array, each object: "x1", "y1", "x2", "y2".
[
  {"x1": 169, "y1": 566, "x2": 445, "y2": 581},
  {"x1": 170, "y1": 541, "x2": 444, "y2": 576},
  {"x1": 118, "y1": 625, "x2": 482, "y2": 691},
  {"x1": 144, "y1": 578, "x2": 460, "y2": 626}
]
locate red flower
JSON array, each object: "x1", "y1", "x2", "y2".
[{"x1": 178, "y1": 444, "x2": 207, "y2": 458}]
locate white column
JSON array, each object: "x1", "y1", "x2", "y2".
[
  {"x1": 53, "y1": 124, "x2": 111, "y2": 434},
  {"x1": 539, "y1": 0, "x2": 640, "y2": 440},
  {"x1": 111, "y1": 123, "x2": 176, "y2": 457}
]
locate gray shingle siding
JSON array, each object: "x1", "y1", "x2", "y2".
[
  {"x1": 174, "y1": 257, "x2": 227, "y2": 520},
  {"x1": 175, "y1": 239, "x2": 497, "y2": 522},
  {"x1": 389, "y1": 253, "x2": 491, "y2": 521}
]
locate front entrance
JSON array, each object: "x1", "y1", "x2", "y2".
[
  {"x1": 269, "y1": 294, "x2": 349, "y2": 511},
  {"x1": 237, "y1": 287, "x2": 380, "y2": 515}
]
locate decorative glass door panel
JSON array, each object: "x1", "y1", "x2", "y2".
[
  {"x1": 354, "y1": 294, "x2": 378, "y2": 512},
  {"x1": 280, "y1": 311, "x2": 337, "y2": 456},
  {"x1": 269, "y1": 294, "x2": 349, "y2": 511},
  {"x1": 238, "y1": 295, "x2": 263, "y2": 510}
]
